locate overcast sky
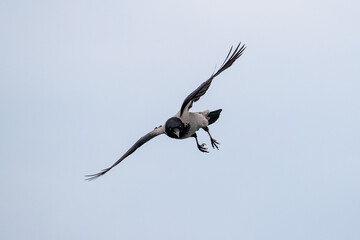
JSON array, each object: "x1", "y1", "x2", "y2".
[{"x1": 1, "y1": 0, "x2": 359, "y2": 239}]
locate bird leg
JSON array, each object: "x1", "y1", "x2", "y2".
[
  {"x1": 192, "y1": 133, "x2": 208, "y2": 153},
  {"x1": 203, "y1": 127, "x2": 219, "y2": 150}
]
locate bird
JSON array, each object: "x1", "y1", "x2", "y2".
[{"x1": 85, "y1": 43, "x2": 246, "y2": 181}]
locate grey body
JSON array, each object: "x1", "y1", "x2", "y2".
[
  {"x1": 85, "y1": 43, "x2": 246, "y2": 181},
  {"x1": 175, "y1": 110, "x2": 209, "y2": 139}
]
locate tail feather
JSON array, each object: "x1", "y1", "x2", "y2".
[{"x1": 207, "y1": 109, "x2": 222, "y2": 125}]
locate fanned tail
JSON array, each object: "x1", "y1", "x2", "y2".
[{"x1": 207, "y1": 109, "x2": 222, "y2": 125}]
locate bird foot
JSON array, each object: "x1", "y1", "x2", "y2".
[
  {"x1": 197, "y1": 143, "x2": 209, "y2": 153},
  {"x1": 210, "y1": 138, "x2": 219, "y2": 150}
]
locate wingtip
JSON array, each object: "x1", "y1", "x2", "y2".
[
  {"x1": 211, "y1": 42, "x2": 246, "y2": 78},
  {"x1": 84, "y1": 168, "x2": 110, "y2": 181}
]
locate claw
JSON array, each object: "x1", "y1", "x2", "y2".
[
  {"x1": 193, "y1": 133, "x2": 209, "y2": 153},
  {"x1": 210, "y1": 138, "x2": 219, "y2": 150},
  {"x1": 198, "y1": 143, "x2": 209, "y2": 153}
]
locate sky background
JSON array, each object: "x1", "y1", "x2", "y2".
[{"x1": 1, "y1": 0, "x2": 359, "y2": 239}]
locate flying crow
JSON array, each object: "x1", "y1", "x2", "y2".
[{"x1": 86, "y1": 43, "x2": 246, "y2": 180}]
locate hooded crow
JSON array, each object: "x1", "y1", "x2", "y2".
[{"x1": 85, "y1": 43, "x2": 246, "y2": 180}]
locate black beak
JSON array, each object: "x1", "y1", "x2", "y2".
[{"x1": 173, "y1": 128, "x2": 180, "y2": 138}]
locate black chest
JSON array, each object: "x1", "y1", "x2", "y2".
[{"x1": 179, "y1": 123, "x2": 190, "y2": 138}]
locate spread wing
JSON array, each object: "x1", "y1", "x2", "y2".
[
  {"x1": 85, "y1": 126, "x2": 165, "y2": 181},
  {"x1": 180, "y1": 43, "x2": 246, "y2": 116}
]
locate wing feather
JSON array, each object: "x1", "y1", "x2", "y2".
[
  {"x1": 85, "y1": 126, "x2": 165, "y2": 181},
  {"x1": 180, "y1": 43, "x2": 246, "y2": 116}
]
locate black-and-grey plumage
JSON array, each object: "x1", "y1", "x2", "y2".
[{"x1": 85, "y1": 43, "x2": 246, "y2": 181}]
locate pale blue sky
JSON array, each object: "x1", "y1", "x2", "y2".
[{"x1": 1, "y1": 0, "x2": 359, "y2": 239}]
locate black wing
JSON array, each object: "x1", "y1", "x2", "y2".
[
  {"x1": 85, "y1": 126, "x2": 165, "y2": 181},
  {"x1": 180, "y1": 43, "x2": 246, "y2": 116}
]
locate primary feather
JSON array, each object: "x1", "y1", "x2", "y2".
[
  {"x1": 85, "y1": 126, "x2": 165, "y2": 181},
  {"x1": 179, "y1": 43, "x2": 246, "y2": 116}
]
